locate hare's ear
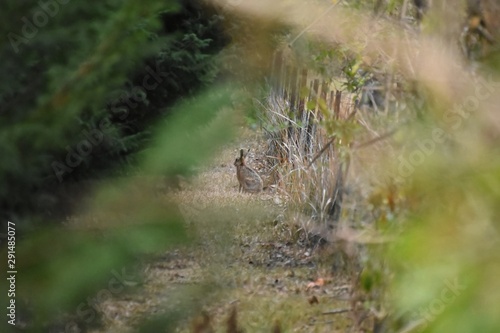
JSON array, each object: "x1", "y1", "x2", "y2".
[
  {"x1": 246, "y1": 148, "x2": 251, "y2": 157},
  {"x1": 239, "y1": 149, "x2": 244, "y2": 158}
]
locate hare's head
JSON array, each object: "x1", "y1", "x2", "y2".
[{"x1": 234, "y1": 149, "x2": 248, "y2": 167}]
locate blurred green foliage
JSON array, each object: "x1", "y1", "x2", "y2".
[
  {"x1": 0, "y1": 0, "x2": 228, "y2": 227},
  {"x1": 4, "y1": 86, "x2": 235, "y2": 332},
  {"x1": 0, "y1": 0, "x2": 235, "y2": 331}
]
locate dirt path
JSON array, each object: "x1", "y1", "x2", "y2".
[{"x1": 91, "y1": 130, "x2": 353, "y2": 333}]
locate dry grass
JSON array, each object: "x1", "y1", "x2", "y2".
[
  {"x1": 77, "y1": 127, "x2": 361, "y2": 333},
  {"x1": 172, "y1": 129, "x2": 356, "y2": 332},
  {"x1": 256, "y1": 90, "x2": 395, "y2": 332}
]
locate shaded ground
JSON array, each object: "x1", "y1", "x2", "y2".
[{"x1": 90, "y1": 129, "x2": 354, "y2": 333}]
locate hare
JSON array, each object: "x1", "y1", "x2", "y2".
[{"x1": 234, "y1": 149, "x2": 263, "y2": 193}]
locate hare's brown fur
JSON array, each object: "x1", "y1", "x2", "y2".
[{"x1": 234, "y1": 149, "x2": 263, "y2": 193}]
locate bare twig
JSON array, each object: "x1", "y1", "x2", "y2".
[
  {"x1": 307, "y1": 136, "x2": 335, "y2": 168},
  {"x1": 352, "y1": 128, "x2": 398, "y2": 149},
  {"x1": 307, "y1": 108, "x2": 358, "y2": 168},
  {"x1": 322, "y1": 308, "x2": 351, "y2": 315}
]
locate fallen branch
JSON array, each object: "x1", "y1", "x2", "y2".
[{"x1": 322, "y1": 308, "x2": 351, "y2": 315}]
